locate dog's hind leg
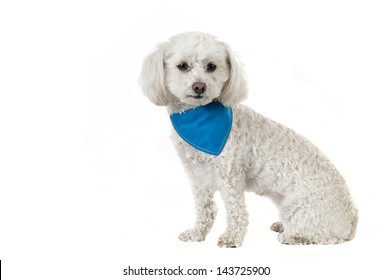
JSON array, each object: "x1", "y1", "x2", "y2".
[
  {"x1": 276, "y1": 191, "x2": 357, "y2": 245},
  {"x1": 179, "y1": 185, "x2": 217, "y2": 242}
]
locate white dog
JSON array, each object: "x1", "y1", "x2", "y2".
[{"x1": 139, "y1": 32, "x2": 358, "y2": 247}]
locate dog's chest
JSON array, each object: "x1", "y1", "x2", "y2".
[
  {"x1": 172, "y1": 132, "x2": 216, "y2": 163},
  {"x1": 171, "y1": 132, "x2": 227, "y2": 187}
]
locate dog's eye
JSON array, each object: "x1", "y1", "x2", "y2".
[
  {"x1": 206, "y1": 63, "x2": 217, "y2": 73},
  {"x1": 177, "y1": 63, "x2": 190, "y2": 72}
]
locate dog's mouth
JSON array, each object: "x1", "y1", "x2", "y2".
[{"x1": 187, "y1": 95, "x2": 204, "y2": 99}]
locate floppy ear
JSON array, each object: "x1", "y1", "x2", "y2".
[
  {"x1": 139, "y1": 43, "x2": 169, "y2": 106},
  {"x1": 219, "y1": 43, "x2": 248, "y2": 106}
]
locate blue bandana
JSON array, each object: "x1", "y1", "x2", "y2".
[{"x1": 170, "y1": 102, "x2": 233, "y2": 156}]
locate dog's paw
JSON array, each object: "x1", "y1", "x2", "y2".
[
  {"x1": 217, "y1": 232, "x2": 242, "y2": 248},
  {"x1": 270, "y1": 222, "x2": 284, "y2": 233},
  {"x1": 178, "y1": 229, "x2": 206, "y2": 242},
  {"x1": 277, "y1": 233, "x2": 314, "y2": 245}
]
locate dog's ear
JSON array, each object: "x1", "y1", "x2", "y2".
[
  {"x1": 219, "y1": 43, "x2": 248, "y2": 106},
  {"x1": 139, "y1": 43, "x2": 169, "y2": 106}
]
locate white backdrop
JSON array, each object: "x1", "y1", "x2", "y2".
[{"x1": 1, "y1": 0, "x2": 391, "y2": 279}]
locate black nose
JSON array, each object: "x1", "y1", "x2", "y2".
[{"x1": 192, "y1": 82, "x2": 207, "y2": 94}]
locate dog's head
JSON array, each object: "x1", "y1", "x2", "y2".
[{"x1": 139, "y1": 32, "x2": 247, "y2": 108}]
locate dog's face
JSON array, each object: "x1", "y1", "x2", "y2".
[
  {"x1": 140, "y1": 32, "x2": 248, "y2": 108},
  {"x1": 164, "y1": 36, "x2": 230, "y2": 106}
]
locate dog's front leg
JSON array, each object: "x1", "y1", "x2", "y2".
[
  {"x1": 218, "y1": 175, "x2": 249, "y2": 248},
  {"x1": 178, "y1": 185, "x2": 216, "y2": 242}
]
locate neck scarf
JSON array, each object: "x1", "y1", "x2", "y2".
[{"x1": 170, "y1": 102, "x2": 233, "y2": 156}]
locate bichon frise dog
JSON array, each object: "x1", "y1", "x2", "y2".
[{"x1": 139, "y1": 32, "x2": 358, "y2": 247}]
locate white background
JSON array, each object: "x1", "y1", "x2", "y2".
[{"x1": 1, "y1": 0, "x2": 391, "y2": 279}]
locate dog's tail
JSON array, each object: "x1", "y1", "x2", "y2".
[{"x1": 346, "y1": 208, "x2": 358, "y2": 241}]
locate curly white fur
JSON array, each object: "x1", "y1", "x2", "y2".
[{"x1": 140, "y1": 32, "x2": 358, "y2": 247}]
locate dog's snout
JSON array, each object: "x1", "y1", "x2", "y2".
[{"x1": 192, "y1": 82, "x2": 207, "y2": 94}]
